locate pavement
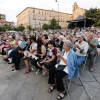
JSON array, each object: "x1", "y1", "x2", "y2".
[{"x1": 0, "y1": 56, "x2": 100, "y2": 100}]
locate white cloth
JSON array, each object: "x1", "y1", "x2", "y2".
[
  {"x1": 98, "y1": 38, "x2": 100, "y2": 45},
  {"x1": 31, "y1": 43, "x2": 37, "y2": 52},
  {"x1": 75, "y1": 41, "x2": 89, "y2": 56},
  {"x1": 59, "y1": 51, "x2": 69, "y2": 74}
]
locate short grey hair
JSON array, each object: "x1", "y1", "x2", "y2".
[{"x1": 64, "y1": 40, "x2": 72, "y2": 48}]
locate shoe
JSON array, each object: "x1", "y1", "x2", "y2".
[
  {"x1": 36, "y1": 69, "x2": 41, "y2": 74},
  {"x1": 42, "y1": 70, "x2": 47, "y2": 76},
  {"x1": 24, "y1": 69, "x2": 30, "y2": 74},
  {"x1": 89, "y1": 68, "x2": 94, "y2": 72},
  {"x1": 57, "y1": 91, "x2": 67, "y2": 100},
  {"x1": 12, "y1": 69, "x2": 17, "y2": 72},
  {"x1": 11, "y1": 65, "x2": 14, "y2": 67},
  {"x1": 31, "y1": 67, "x2": 37, "y2": 71},
  {"x1": 4, "y1": 59, "x2": 9, "y2": 62},
  {"x1": 8, "y1": 62, "x2": 12, "y2": 64},
  {"x1": 2, "y1": 56, "x2": 8, "y2": 60}
]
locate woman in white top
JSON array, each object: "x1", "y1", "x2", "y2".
[
  {"x1": 48, "y1": 40, "x2": 72, "y2": 100},
  {"x1": 24, "y1": 36, "x2": 37, "y2": 74}
]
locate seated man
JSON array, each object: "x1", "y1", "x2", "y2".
[
  {"x1": 73, "y1": 33, "x2": 89, "y2": 67},
  {"x1": 87, "y1": 33, "x2": 98, "y2": 72}
]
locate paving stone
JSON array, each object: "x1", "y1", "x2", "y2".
[
  {"x1": 83, "y1": 82, "x2": 100, "y2": 100},
  {"x1": 92, "y1": 73, "x2": 100, "y2": 84},
  {"x1": 1, "y1": 56, "x2": 100, "y2": 100},
  {"x1": 0, "y1": 73, "x2": 29, "y2": 100},
  {"x1": 79, "y1": 70, "x2": 95, "y2": 82},
  {"x1": 0, "y1": 85, "x2": 8, "y2": 96},
  {"x1": 16, "y1": 73, "x2": 41, "y2": 100},
  {"x1": 33, "y1": 76, "x2": 51, "y2": 100},
  {"x1": 70, "y1": 83, "x2": 90, "y2": 100},
  {"x1": 93, "y1": 63, "x2": 100, "y2": 73}
]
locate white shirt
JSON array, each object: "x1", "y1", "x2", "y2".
[
  {"x1": 31, "y1": 43, "x2": 37, "y2": 52},
  {"x1": 75, "y1": 41, "x2": 89, "y2": 56},
  {"x1": 59, "y1": 51, "x2": 69, "y2": 74},
  {"x1": 98, "y1": 38, "x2": 100, "y2": 45}
]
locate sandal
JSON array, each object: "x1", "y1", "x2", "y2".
[
  {"x1": 48, "y1": 85, "x2": 56, "y2": 93},
  {"x1": 24, "y1": 69, "x2": 30, "y2": 74},
  {"x1": 57, "y1": 91, "x2": 67, "y2": 100},
  {"x1": 11, "y1": 65, "x2": 14, "y2": 68}
]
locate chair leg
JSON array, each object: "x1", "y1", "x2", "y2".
[
  {"x1": 82, "y1": 64, "x2": 86, "y2": 75},
  {"x1": 66, "y1": 79, "x2": 72, "y2": 100}
]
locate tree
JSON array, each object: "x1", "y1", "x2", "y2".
[
  {"x1": 42, "y1": 24, "x2": 48, "y2": 30},
  {"x1": 50, "y1": 18, "x2": 57, "y2": 29},
  {"x1": 49, "y1": 18, "x2": 61, "y2": 29},
  {"x1": 42, "y1": 18, "x2": 61, "y2": 30},
  {"x1": 85, "y1": 8, "x2": 100, "y2": 26},
  {"x1": 0, "y1": 27, "x2": 2, "y2": 32},
  {"x1": 17, "y1": 25, "x2": 25, "y2": 31},
  {"x1": 2, "y1": 24, "x2": 11, "y2": 32},
  {"x1": 27, "y1": 25, "x2": 32, "y2": 31}
]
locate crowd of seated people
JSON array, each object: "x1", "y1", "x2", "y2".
[{"x1": 0, "y1": 27, "x2": 100, "y2": 100}]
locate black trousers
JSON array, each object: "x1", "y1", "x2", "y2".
[
  {"x1": 48, "y1": 67, "x2": 67, "y2": 92},
  {"x1": 13, "y1": 53, "x2": 24, "y2": 70},
  {"x1": 31, "y1": 57, "x2": 43, "y2": 70},
  {"x1": 88, "y1": 50, "x2": 97, "y2": 68}
]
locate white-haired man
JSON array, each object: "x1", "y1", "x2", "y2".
[{"x1": 74, "y1": 34, "x2": 89, "y2": 67}]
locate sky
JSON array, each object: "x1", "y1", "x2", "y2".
[{"x1": 0, "y1": 0, "x2": 100, "y2": 22}]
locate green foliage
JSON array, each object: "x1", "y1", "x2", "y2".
[
  {"x1": 50, "y1": 18, "x2": 57, "y2": 29},
  {"x1": 68, "y1": 22, "x2": 73, "y2": 29},
  {"x1": 42, "y1": 18, "x2": 61, "y2": 30},
  {"x1": 85, "y1": 8, "x2": 100, "y2": 26},
  {"x1": 27, "y1": 25, "x2": 32, "y2": 31},
  {"x1": 42, "y1": 24, "x2": 48, "y2": 30},
  {"x1": 0, "y1": 27, "x2": 2, "y2": 32},
  {"x1": 0, "y1": 24, "x2": 11, "y2": 32},
  {"x1": 17, "y1": 25, "x2": 25, "y2": 31}
]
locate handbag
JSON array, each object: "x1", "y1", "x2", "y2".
[{"x1": 56, "y1": 65, "x2": 66, "y2": 71}]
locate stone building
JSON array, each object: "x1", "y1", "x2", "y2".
[
  {"x1": 16, "y1": 2, "x2": 100, "y2": 29},
  {"x1": 0, "y1": 13, "x2": 12, "y2": 27},
  {"x1": 72, "y1": 2, "x2": 86, "y2": 19},
  {"x1": 16, "y1": 7, "x2": 72, "y2": 29}
]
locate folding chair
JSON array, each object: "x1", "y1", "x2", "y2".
[
  {"x1": 94, "y1": 52, "x2": 98, "y2": 63},
  {"x1": 81, "y1": 53, "x2": 88, "y2": 75}
]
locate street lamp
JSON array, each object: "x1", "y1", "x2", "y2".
[{"x1": 55, "y1": 0, "x2": 59, "y2": 30}]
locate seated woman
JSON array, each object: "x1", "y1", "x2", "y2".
[
  {"x1": 11, "y1": 38, "x2": 31, "y2": 71},
  {"x1": 3, "y1": 36, "x2": 27, "y2": 71},
  {"x1": 31, "y1": 37, "x2": 46, "y2": 74},
  {"x1": 23, "y1": 36, "x2": 37, "y2": 74},
  {"x1": 38, "y1": 40, "x2": 57, "y2": 75},
  {"x1": 48, "y1": 40, "x2": 79, "y2": 100},
  {"x1": 56, "y1": 35, "x2": 64, "y2": 51}
]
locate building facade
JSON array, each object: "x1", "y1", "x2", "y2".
[
  {"x1": 0, "y1": 13, "x2": 5, "y2": 20},
  {"x1": 16, "y1": 2, "x2": 100, "y2": 29},
  {"x1": 0, "y1": 13, "x2": 12, "y2": 27},
  {"x1": 17, "y1": 7, "x2": 72, "y2": 29},
  {"x1": 72, "y1": 2, "x2": 86, "y2": 19}
]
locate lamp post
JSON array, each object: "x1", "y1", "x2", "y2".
[{"x1": 55, "y1": 0, "x2": 59, "y2": 30}]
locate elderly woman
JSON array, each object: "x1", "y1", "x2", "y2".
[
  {"x1": 48, "y1": 40, "x2": 79, "y2": 100},
  {"x1": 56, "y1": 35, "x2": 64, "y2": 51}
]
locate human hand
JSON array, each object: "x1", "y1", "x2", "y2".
[
  {"x1": 57, "y1": 53, "x2": 61, "y2": 57},
  {"x1": 74, "y1": 44, "x2": 79, "y2": 48}
]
